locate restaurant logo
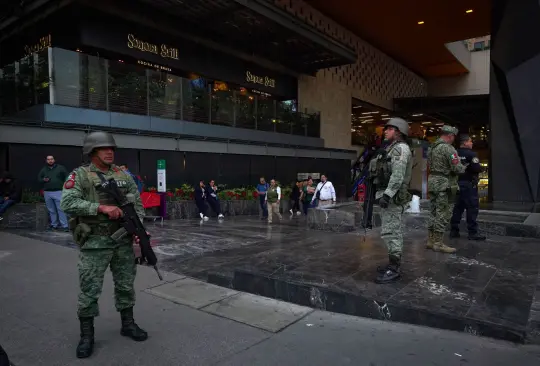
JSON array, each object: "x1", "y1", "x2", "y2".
[
  {"x1": 24, "y1": 34, "x2": 52, "y2": 56},
  {"x1": 246, "y1": 70, "x2": 275, "y2": 88},
  {"x1": 127, "y1": 34, "x2": 179, "y2": 60}
]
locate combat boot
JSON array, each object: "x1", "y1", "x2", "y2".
[
  {"x1": 120, "y1": 307, "x2": 148, "y2": 342},
  {"x1": 432, "y1": 232, "x2": 457, "y2": 254},
  {"x1": 76, "y1": 317, "x2": 94, "y2": 359},
  {"x1": 375, "y1": 255, "x2": 401, "y2": 284},
  {"x1": 426, "y1": 231, "x2": 434, "y2": 249}
]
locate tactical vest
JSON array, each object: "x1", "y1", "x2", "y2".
[
  {"x1": 369, "y1": 141, "x2": 408, "y2": 189},
  {"x1": 267, "y1": 187, "x2": 279, "y2": 203},
  {"x1": 76, "y1": 165, "x2": 130, "y2": 228}
]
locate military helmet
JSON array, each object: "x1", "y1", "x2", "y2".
[
  {"x1": 385, "y1": 117, "x2": 409, "y2": 136},
  {"x1": 82, "y1": 131, "x2": 117, "y2": 155},
  {"x1": 441, "y1": 125, "x2": 459, "y2": 136}
]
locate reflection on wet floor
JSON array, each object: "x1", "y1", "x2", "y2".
[{"x1": 7, "y1": 215, "x2": 540, "y2": 343}]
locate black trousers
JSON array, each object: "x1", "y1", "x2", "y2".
[
  {"x1": 450, "y1": 181, "x2": 479, "y2": 234},
  {"x1": 207, "y1": 198, "x2": 221, "y2": 215},
  {"x1": 291, "y1": 198, "x2": 300, "y2": 211},
  {"x1": 195, "y1": 200, "x2": 207, "y2": 216}
]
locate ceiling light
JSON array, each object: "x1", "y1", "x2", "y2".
[
  {"x1": 412, "y1": 113, "x2": 423, "y2": 117},
  {"x1": 417, "y1": 21, "x2": 425, "y2": 25},
  {"x1": 361, "y1": 112, "x2": 371, "y2": 115},
  {"x1": 466, "y1": 9, "x2": 473, "y2": 14}
]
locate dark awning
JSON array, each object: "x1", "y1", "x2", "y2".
[
  {"x1": 109, "y1": 0, "x2": 357, "y2": 74},
  {"x1": 393, "y1": 94, "x2": 489, "y2": 128}
]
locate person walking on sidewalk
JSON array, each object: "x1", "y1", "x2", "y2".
[
  {"x1": 289, "y1": 181, "x2": 301, "y2": 215},
  {"x1": 38, "y1": 155, "x2": 69, "y2": 231},
  {"x1": 265, "y1": 179, "x2": 282, "y2": 224},
  {"x1": 427, "y1": 125, "x2": 467, "y2": 253},
  {"x1": 60, "y1": 132, "x2": 148, "y2": 359},
  {"x1": 194, "y1": 180, "x2": 209, "y2": 221},
  {"x1": 370, "y1": 118, "x2": 413, "y2": 284},
  {"x1": 257, "y1": 177, "x2": 269, "y2": 220}
]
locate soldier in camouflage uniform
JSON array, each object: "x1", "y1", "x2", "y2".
[
  {"x1": 60, "y1": 132, "x2": 148, "y2": 359},
  {"x1": 370, "y1": 118, "x2": 413, "y2": 284},
  {"x1": 427, "y1": 125, "x2": 466, "y2": 253}
]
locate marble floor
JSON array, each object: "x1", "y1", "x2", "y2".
[{"x1": 6, "y1": 215, "x2": 540, "y2": 343}]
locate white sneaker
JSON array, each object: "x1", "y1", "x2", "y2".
[
  {"x1": 218, "y1": 214, "x2": 224, "y2": 219},
  {"x1": 200, "y1": 213, "x2": 204, "y2": 219},
  {"x1": 296, "y1": 211, "x2": 301, "y2": 215},
  {"x1": 0, "y1": 216, "x2": 3, "y2": 221},
  {"x1": 203, "y1": 216, "x2": 209, "y2": 221},
  {"x1": 289, "y1": 209, "x2": 293, "y2": 214}
]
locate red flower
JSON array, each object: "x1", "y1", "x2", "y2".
[
  {"x1": 189, "y1": 192, "x2": 194, "y2": 199},
  {"x1": 253, "y1": 191, "x2": 259, "y2": 198},
  {"x1": 227, "y1": 191, "x2": 234, "y2": 196},
  {"x1": 39, "y1": 189, "x2": 44, "y2": 196},
  {"x1": 241, "y1": 191, "x2": 247, "y2": 197},
  {"x1": 166, "y1": 192, "x2": 174, "y2": 197}
]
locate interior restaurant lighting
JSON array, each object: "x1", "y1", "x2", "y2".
[
  {"x1": 417, "y1": 21, "x2": 425, "y2": 25},
  {"x1": 466, "y1": 9, "x2": 473, "y2": 14}
]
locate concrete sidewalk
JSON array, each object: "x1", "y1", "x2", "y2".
[{"x1": 1, "y1": 232, "x2": 539, "y2": 366}]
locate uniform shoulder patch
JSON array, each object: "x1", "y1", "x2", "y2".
[
  {"x1": 64, "y1": 170, "x2": 78, "y2": 189},
  {"x1": 472, "y1": 157, "x2": 479, "y2": 163},
  {"x1": 451, "y1": 153, "x2": 459, "y2": 165}
]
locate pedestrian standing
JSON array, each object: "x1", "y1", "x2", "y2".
[
  {"x1": 450, "y1": 134, "x2": 486, "y2": 240},
  {"x1": 256, "y1": 177, "x2": 269, "y2": 219},
  {"x1": 427, "y1": 125, "x2": 467, "y2": 253},
  {"x1": 265, "y1": 179, "x2": 282, "y2": 224},
  {"x1": 370, "y1": 118, "x2": 413, "y2": 284},
  {"x1": 289, "y1": 181, "x2": 301, "y2": 215},
  {"x1": 301, "y1": 178, "x2": 315, "y2": 215},
  {"x1": 60, "y1": 132, "x2": 147, "y2": 359},
  {"x1": 38, "y1": 155, "x2": 69, "y2": 231},
  {"x1": 311, "y1": 175, "x2": 336, "y2": 207}
]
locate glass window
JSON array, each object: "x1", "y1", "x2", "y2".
[
  {"x1": 474, "y1": 41, "x2": 484, "y2": 50},
  {"x1": 108, "y1": 61, "x2": 148, "y2": 115}
]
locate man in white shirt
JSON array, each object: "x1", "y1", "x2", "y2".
[
  {"x1": 265, "y1": 179, "x2": 282, "y2": 223},
  {"x1": 311, "y1": 175, "x2": 336, "y2": 207}
]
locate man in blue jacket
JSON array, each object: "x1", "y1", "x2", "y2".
[{"x1": 256, "y1": 177, "x2": 269, "y2": 219}]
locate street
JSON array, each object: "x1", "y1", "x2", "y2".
[{"x1": 1, "y1": 231, "x2": 539, "y2": 366}]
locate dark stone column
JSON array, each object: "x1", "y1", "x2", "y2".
[{"x1": 490, "y1": 0, "x2": 540, "y2": 206}]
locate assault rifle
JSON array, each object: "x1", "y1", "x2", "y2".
[
  {"x1": 96, "y1": 173, "x2": 163, "y2": 281},
  {"x1": 362, "y1": 176, "x2": 376, "y2": 230}
]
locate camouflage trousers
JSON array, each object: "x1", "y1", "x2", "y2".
[
  {"x1": 428, "y1": 191, "x2": 452, "y2": 234},
  {"x1": 77, "y1": 239, "x2": 136, "y2": 318},
  {"x1": 380, "y1": 203, "x2": 405, "y2": 257}
]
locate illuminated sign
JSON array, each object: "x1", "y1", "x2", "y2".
[
  {"x1": 246, "y1": 71, "x2": 275, "y2": 88},
  {"x1": 127, "y1": 34, "x2": 178, "y2": 60},
  {"x1": 137, "y1": 60, "x2": 172, "y2": 72},
  {"x1": 24, "y1": 34, "x2": 52, "y2": 55}
]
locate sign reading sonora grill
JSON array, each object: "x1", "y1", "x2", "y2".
[
  {"x1": 246, "y1": 71, "x2": 276, "y2": 88},
  {"x1": 127, "y1": 34, "x2": 178, "y2": 60}
]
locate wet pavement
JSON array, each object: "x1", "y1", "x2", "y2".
[{"x1": 7, "y1": 215, "x2": 540, "y2": 343}]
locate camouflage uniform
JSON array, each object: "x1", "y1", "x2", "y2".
[
  {"x1": 370, "y1": 118, "x2": 413, "y2": 284},
  {"x1": 60, "y1": 131, "x2": 147, "y2": 359},
  {"x1": 427, "y1": 126, "x2": 466, "y2": 253},
  {"x1": 61, "y1": 163, "x2": 144, "y2": 317}
]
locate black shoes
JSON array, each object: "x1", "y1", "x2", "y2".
[
  {"x1": 76, "y1": 317, "x2": 94, "y2": 359},
  {"x1": 468, "y1": 233, "x2": 486, "y2": 241},
  {"x1": 120, "y1": 307, "x2": 148, "y2": 342},
  {"x1": 375, "y1": 255, "x2": 401, "y2": 284},
  {"x1": 76, "y1": 308, "x2": 147, "y2": 359},
  {"x1": 449, "y1": 231, "x2": 460, "y2": 238}
]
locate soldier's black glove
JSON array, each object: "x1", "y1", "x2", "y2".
[{"x1": 379, "y1": 194, "x2": 391, "y2": 208}]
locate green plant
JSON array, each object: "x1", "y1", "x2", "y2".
[{"x1": 21, "y1": 189, "x2": 44, "y2": 203}]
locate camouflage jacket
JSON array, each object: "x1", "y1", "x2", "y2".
[
  {"x1": 427, "y1": 138, "x2": 466, "y2": 192},
  {"x1": 374, "y1": 140, "x2": 413, "y2": 200},
  {"x1": 60, "y1": 163, "x2": 145, "y2": 249}
]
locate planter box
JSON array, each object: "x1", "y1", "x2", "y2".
[
  {"x1": 0, "y1": 203, "x2": 49, "y2": 230},
  {"x1": 166, "y1": 200, "x2": 260, "y2": 219}
]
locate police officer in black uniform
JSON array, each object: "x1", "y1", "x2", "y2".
[{"x1": 450, "y1": 134, "x2": 486, "y2": 240}]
